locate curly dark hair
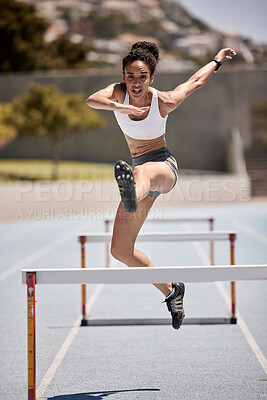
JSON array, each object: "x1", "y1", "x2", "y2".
[{"x1": 122, "y1": 41, "x2": 160, "y2": 75}]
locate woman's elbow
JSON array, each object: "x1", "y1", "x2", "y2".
[
  {"x1": 85, "y1": 96, "x2": 92, "y2": 105},
  {"x1": 86, "y1": 96, "x2": 95, "y2": 108}
]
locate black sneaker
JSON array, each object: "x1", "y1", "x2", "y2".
[
  {"x1": 114, "y1": 160, "x2": 137, "y2": 213},
  {"x1": 164, "y1": 283, "x2": 185, "y2": 330}
]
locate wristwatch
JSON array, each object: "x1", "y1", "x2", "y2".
[{"x1": 211, "y1": 58, "x2": 222, "y2": 72}]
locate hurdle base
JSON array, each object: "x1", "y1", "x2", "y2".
[
  {"x1": 230, "y1": 316, "x2": 237, "y2": 324},
  {"x1": 81, "y1": 316, "x2": 236, "y2": 326}
]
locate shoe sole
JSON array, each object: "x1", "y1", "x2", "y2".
[{"x1": 114, "y1": 160, "x2": 137, "y2": 213}]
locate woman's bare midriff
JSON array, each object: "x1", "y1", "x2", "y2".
[{"x1": 124, "y1": 133, "x2": 166, "y2": 157}]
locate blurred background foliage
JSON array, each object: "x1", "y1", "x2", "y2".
[
  {"x1": 0, "y1": 103, "x2": 18, "y2": 148},
  {"x1": 1, "y1": 83, "x2": 106, "y2": 179},
  {"x1": 0, "y1": 0, "x2": 88, "y2": 71}
]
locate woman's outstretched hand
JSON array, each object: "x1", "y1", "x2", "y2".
[
  {"x1": 214, "y1": 48, "x2": 237, "y2": 62},
  {"x1": 114, "y1": 103, "x2": 149, "y2": 116}
]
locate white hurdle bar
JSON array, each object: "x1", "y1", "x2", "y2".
[
  {"x1": 104, "y1": 215, "x2": 215, "y2": 266},
  {"x1": 22, "y1": 265, "x2": 267, "y2": 284},
  {"x1": 78, "y1": 231, "x2": 237, "y2": 325},
  {"x1": 22, "y1": 265, "x2": 267, "y2": 400}
]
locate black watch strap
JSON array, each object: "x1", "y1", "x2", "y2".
[{"x1": 211, "y1": 58, "x2": 222, "y2": 72}]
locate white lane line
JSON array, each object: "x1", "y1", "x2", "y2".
[
  {"x1": 37, "y1": 284, "x2": 104, "y2": 398},
  {"x1": 216, "y1": 281, "x2": 267, "y2": 375},
  {"x1": 183, "y1": 223, "x2": 267, "y2": 376},
  {"x1": 234, "y1": 219, "x2": 267, "y2": 246},
  {"x1": 0, "y1": 221, "x2": 89, "y2": 282}
]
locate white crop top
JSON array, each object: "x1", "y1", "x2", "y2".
[{"x1": 114, "y1": 87, "x2": 168, "y2": 140}]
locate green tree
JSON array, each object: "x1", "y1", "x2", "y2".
[
  {"x1": 7, "y1": 83, "x2": 106, "y2": 179},
  {"x1": 0, "y1": 0, "x2": 88, "y2": 71},
  {"x1": 47, "y1": 36, "x2": 87, "y2": 69},
  {"x1": 0, "y1": 0, "x2": 49, "y2": 71},
  {"x1": 0, "y1": 103, "x2": 18, "y2": 149}
]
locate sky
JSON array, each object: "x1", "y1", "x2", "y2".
[{"x1": 177, "y1": 0, "x2": 267, "y2": 45}]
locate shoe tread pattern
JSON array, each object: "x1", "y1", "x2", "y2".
[{"x1": 114, "y1": 160, "x2": 137, "y2": 213}]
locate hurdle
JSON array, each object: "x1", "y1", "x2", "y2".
[
  {"x1": 78, "y1": 230, "x2": 237, "y2": 326},
  {"x1": 104, "y1": 215, "x2": 215, "y2": 267},
  {"x1": 22, "y1": 264, "x2": 267, "y2": 400}
]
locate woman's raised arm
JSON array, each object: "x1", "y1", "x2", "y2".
[
  {"x1": 86, "y1": 83, "x2": 149, "y2": 116},
  {"x1": 160, "y1": 48, "x2": 236, "y2": 115},
  {"x1": 86, "y1": 83, "x2": 122, "y2": 111}
]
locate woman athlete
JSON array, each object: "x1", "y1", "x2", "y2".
[{"x1": 86, "y1": 42, "x2": 236, "y2": 330}]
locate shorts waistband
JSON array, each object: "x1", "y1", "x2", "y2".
[{"x1": 132, "y1": 147, "x2": 173, "y2": 166}]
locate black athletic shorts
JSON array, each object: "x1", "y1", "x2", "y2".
[{"x1": 131, "y1": 147, "x2": 178, "y2": 197}]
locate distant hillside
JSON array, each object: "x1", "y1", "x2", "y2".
[{"x1": 11, "y1": 0, "x2": 267, "y2": 71}]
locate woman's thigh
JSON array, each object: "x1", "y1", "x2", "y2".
[
  {"x1": 111, "y1": 195, "x2": 156, "y2": 253},
  {"x1": 134, "y1": 161, "x2": 176, "y2": 194}
]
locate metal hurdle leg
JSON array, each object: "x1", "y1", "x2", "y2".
[
  {"x1": 27, "y1": 272, "x2": 36, "y2": 400},
  {"x1": 209, "y1": 218, "x2": 214, "y2": 265},
  {"x1": 80, "y1": 236, "x2": 87, "y2": 325},
  {"x1": 105, "y1": 219, "x2": 110, "y2": 268},
  {"x1": 230, "y1": 233, "x2": 237, "y2": 323}
]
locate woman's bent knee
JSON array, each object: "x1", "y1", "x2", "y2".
[
  {"x1": 110, "y1": 243, "x2": 133, "y2": 264},
  {"x1": 133, "y1": 165, "x2": 143, "y2": 180}
]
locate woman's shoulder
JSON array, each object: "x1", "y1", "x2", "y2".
[
  {"x1": 154, "y1": 88, "x2": 172, "y2": 117},
  {"x1": 155, "y1": 88, "x2": 171, "y2": 103},
  {"x1": 113, "y1": 82, "x2": 126, "y2": 103}
]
